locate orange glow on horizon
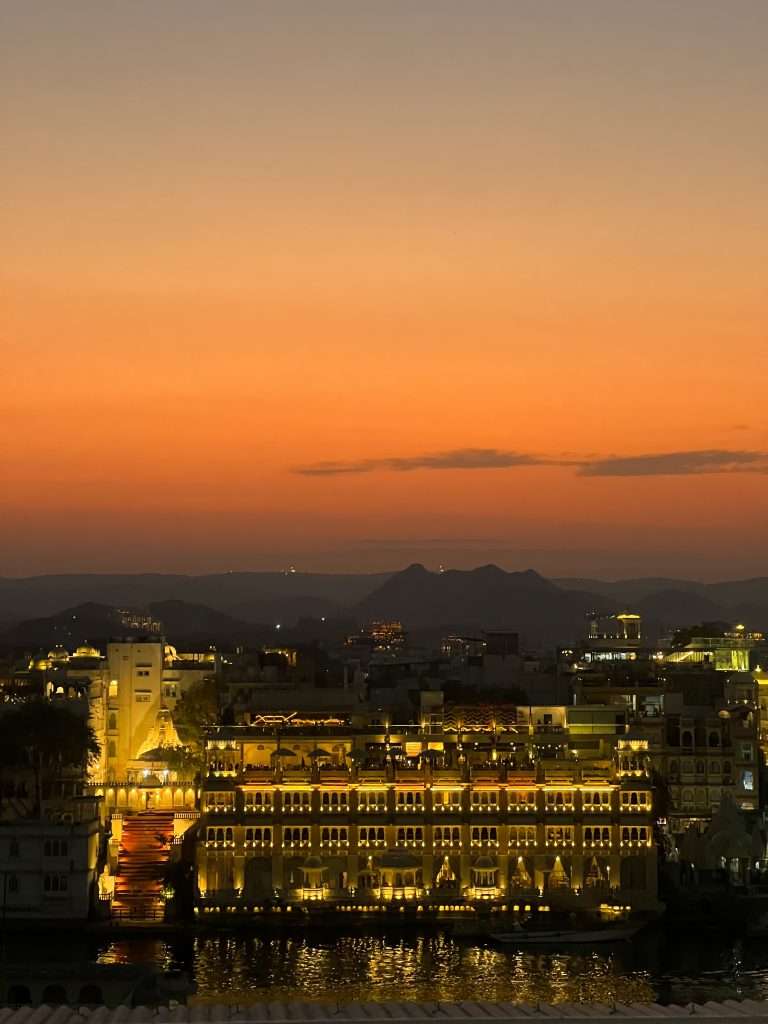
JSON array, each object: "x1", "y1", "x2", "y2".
[{"x1": 3, "y1": 2, "x2": 767, "y2": 577}]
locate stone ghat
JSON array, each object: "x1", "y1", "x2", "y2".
[{"x1": 4, "y1": 1003, "x2": 768, "y2": 1023}]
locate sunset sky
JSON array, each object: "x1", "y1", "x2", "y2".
[{"x1": 3, "y1": 1, "x2": 767, "y2": 579}]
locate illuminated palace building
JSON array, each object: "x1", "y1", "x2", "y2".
[{"x1": 196, "y1": 705, "x2": 659, "y2": 917}]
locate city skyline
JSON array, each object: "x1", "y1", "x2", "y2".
[{"x1": 4, "y1": 1, "x2": 767, "y2": 578}]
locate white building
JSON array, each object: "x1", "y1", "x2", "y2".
[{"x1": 0, "y1": 799, "x2": 101, "y2": 920}]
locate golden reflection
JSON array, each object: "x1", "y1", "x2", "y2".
[{"x1": 183, "y1": 934, "x2": 655, "y2": 1006}]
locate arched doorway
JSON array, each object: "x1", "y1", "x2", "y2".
[
  {"x1": 7, "y1": 985, "x2": 31, "y2": 1005},
  {"x1": 78, "y1": 984, "x2": 103, "y2": 1005},
  {"x1": 42, "y1": 984, "x2": 67, "y2": 1004}
]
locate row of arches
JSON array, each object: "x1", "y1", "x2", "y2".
[{"x1": 5, "y1": 983, "x2": 104, "y2": 1006}]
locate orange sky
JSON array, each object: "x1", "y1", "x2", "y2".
[{"x1": 2, "y1": 2, "x2": 767, "y2": 578}]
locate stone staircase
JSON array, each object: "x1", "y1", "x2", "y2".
[{"x1": 112, "y1": 811, "x2": 174, "y2": 920}]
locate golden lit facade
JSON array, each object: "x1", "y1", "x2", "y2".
[{"x1": 195, "y1": 722, "x2": 658, "y2": 916}]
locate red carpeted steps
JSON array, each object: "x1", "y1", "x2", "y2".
[{"x1": 112, "y1": 811, "x2": 174, "y2": 920}]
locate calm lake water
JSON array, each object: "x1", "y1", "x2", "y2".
[{"x1": 9, "y1": 928, "x2": 768, "y2": 1006}]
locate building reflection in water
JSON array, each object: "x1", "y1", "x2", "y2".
[
  {"x1": 55, "y1": 928, "x2": 763, "y2": 1007},
  {"x1": 121, "y1": 934, "x2": 654, "y2": 1006}
]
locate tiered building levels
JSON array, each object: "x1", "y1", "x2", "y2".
[{"x1": 195, "y1": 724, "x2": 658, "y2": 916}]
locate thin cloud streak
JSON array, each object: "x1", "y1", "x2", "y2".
[
  {"x1": 295, "y1": 448, "x2": 768, "y2": 478},
  {"x1": 580, "y1": 450, "x2": 768, "y2": 476},
  {"x1": 295, "y1": 449, "x2": 562, "y2": 476}
]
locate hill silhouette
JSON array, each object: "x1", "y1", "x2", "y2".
[
  {"x1": 355, "y1": 565, "x2": 613, "y2": 645},
  {"x1": 0, "y1": 599, "x2": 269, "y2": 649},
  {"x1": 0, "y1": 569, "x2": 766, "y2": 649}
]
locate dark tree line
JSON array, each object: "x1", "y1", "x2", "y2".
[{"x1": 0, "y1": 699, "x2": 100, "y2": 815}]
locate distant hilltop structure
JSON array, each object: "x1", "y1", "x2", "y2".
[{"x1": 116, "y1": 608, "x2": 163, "y2": 634}]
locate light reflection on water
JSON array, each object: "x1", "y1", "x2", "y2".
[
  {"x1": 100, "y1": 933, "x2": 655, "y2": 1005},
  {"x1": 89, "y1": 931, "x2": 768, "y2": 1006}
]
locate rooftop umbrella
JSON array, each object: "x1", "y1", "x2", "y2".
[
  {"x1": 271, "y1": 748, "x2": 297, "y2": 758},
  {"x1": 310, "y1": 748, "x2": 332, "y2": 758}
]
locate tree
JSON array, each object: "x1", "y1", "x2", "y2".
[
  {"x1": 161, "y1": 745, "x2": 200, "y2": 779},
  {"x1": 0, "y1": 712, "x2": 27, "y2": 816},
  {"x1": 0, "y1": 700, "x2": 100, "y2": 814},
  {"x1": 170, "y1": 677, "x2": 219, "y2": 775}
]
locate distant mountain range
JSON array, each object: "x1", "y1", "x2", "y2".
[
  {"x1": 0, "y1": 600, "x2": 269, "y2": 649},
  {"x1": 0, "y1": 572, "x2": 387, "y2": 627},
  {"x1": 1, "y1": 567, "x2": 767, "y2": 650}
]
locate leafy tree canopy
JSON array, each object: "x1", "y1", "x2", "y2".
[
  {"x1": 0, "y1": 699, "x2": 100, "y2": 813},
  {"x1": 169, "y1": 677, "x2": 219, "y2": 775}
]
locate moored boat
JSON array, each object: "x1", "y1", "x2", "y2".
[{"x1": 489, "y1": 923, "x2": 639, "y2": 945}]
